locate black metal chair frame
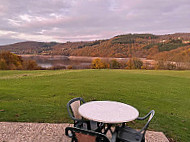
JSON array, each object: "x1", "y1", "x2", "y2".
[
  {"x1": 65, "y1": 126, "x2": 116, "y2": 142},
  {"x1": 67, "y1": 97, "x2": 86, "y2": 128},
  {"x1": 67, "y1": 97, "x2": 104, "y2": 131},
  {"x1": 137, "y1": 110, "x2": 155, "y2": 138},
  {"x1": 117, "y1": 110, "x2": 155, "y2": 142}
]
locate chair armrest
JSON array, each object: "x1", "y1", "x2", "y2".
[
  {"x1": 137, "y1": 110, "x2": 154, "y2": 120},
  {"x1": 139, "y1": 110, "x2": 155, "y2": 133}
]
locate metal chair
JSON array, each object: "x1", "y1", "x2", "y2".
[
  {"x1": 67, "y1": 97, "x2": 104, "y2": 131},
  {"x1": 116, "y1": 110, "x2": 155, "y2": 142},
  {"x1": 65, "y1": 127, "x2": 117, "y2": 142}
]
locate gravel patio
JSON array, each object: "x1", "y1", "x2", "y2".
[{"x1": 0, "y1": 122, "x2": 169, "y2": 142}]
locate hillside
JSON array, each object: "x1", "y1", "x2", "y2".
[
  {"x1": 0, "y1": 41, "x2": 57, "y2": 54},
  {"x1": 0, "y1": 33, "x2": 190, "y2": 62}
]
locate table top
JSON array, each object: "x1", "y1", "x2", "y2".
[{"x1": 78, "y1": 101, "x2": 139, "y2": 123}]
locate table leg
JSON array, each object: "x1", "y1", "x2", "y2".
[{"x1": 103, "y1": 124, "x2": 114, "y2": 135}]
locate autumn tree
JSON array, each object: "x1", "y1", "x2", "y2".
[
  {"x1": 91, "y1": 58, "x2": 108, "y2": 69},
  {"x1": 0, "y1": 51, "x2": 39, "y2": 70},
  {"x1": 126, "y1": 58, "x2": 143, "y2": 69},
  {"x1": 147, "y1": 45, "x2": 159, "y2": 59},
  {"x1": 0, "y1": 58, "x2": 7, "y2": 70},
  {"x1": 109, "y1": 59, "x2": 121, "y2": 69},
  {"x1": 22, "y1": 60, "x2": 39, "y2": 70},
  {"x1": 0, "y1": 51, "x2": 23, "y2": 70},
  {"x1": 154, "y1": 60, "x2": 165, "y2": 70}
]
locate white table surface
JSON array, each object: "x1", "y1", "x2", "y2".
[{"x1": 78, "y1": 101, "x2": 139, "y2": 123}]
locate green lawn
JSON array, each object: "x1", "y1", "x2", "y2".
[{"x1": 0, "y1": 70, "x2": 189, "y2": 141}]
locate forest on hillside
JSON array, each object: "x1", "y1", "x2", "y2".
[{"x1": 0, "y1": 33, "x2": 190, "y2": 63}]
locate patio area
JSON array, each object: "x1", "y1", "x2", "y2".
[{"x1": 0, "y1": 122, "x2": 169, "y2": 142}]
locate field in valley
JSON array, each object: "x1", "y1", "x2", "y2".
[{"x1": 0, "y1": 69, "x2": 189, "y2": 141}]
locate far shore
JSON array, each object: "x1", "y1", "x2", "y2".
[
  {"x1": 20, "y1": 54, "x2": 155, "y2": 63},
  {"x1": 20, "y1": 54, "x2": 157, "y2": 67}
]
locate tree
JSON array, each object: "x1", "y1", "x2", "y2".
[
  {"x1": 0, "y1": 51, "x2": 23, "y2": 68},
  {"x1": 147, "y1": 45, "x2": 159, "y2": 59},
  {"x1": 154, "y1": 60, "x2": 165, "y2": 70},
  {"x1": 0, "y1": 51, "x2": 39, "y2": 70},
  {"x1": 109, "y1": 59, "x2": 120, "y2": 69},
  {"x1": 91, "y1": 58, "x2": 108, "y2": 69},
  {"x1": 0, "y1": 51, "x2": 23, "y2": 69},
  {"x1": 22, "y1": 60, "x2": 39, "y2": 70},
  {"x1": 0, "y1": 58, "x2": 7, "y2": 70},
  {"x1": 126, "y1": 58, "x2": 143, "y2": 69}
]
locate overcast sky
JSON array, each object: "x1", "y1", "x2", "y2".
[{"x1": 0, "y1": 0, "x2": 190, "y2": 45}]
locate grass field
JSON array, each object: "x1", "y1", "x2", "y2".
[{"x1": 0, "y1": 69, "x2": 189, "y2": 141}]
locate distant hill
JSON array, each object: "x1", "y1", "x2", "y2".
[
  {"x1": 0, "y1": 41, "x2": 58, "y2": 54},
  {"x1": 0, "y1": 33, "x2": 190, "y2": 62}
]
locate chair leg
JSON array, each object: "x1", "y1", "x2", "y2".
[
  {"x1": 86, "y1": 121, "x2": 91, "y2": 130},
  {"x1": 116, "y1": 138, "x2": 122, "y2": 142},
  {"x1": 141, "y1": 137, "x2": 145, "y2": 142}
]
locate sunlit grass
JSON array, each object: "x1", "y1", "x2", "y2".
[{"x1": 0, "y1": 69, "x2": 189, "y2": 141}]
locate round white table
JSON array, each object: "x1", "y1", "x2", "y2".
[{"x1": 78, "y1": 101, "x2": 139, "y2": 124}]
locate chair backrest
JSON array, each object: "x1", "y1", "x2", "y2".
[
  {"x1": 67, "y1": 97, "x2": 85, "y2": 122},
  {"x1": 65, "y1": 127, "x2": 110, "y2": 142}
]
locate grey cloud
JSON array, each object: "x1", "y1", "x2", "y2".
[
  {"x1": 0, "y1": 38, "x2": 24, "y2": 46},
  {"x1": 0, "y1": 0, "x2": 190, "y2": 45}
]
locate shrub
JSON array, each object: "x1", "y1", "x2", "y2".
[
  {"x1": 67, "y1": 65, "x2": 73, "y2": 69},
  {"x1": 166, "y1": 63, "x2": 177, "y2": 70},
  {"x1": 49, "y1": 65, "x2": 66, "y2": 70}
]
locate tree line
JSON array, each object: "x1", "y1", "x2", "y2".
[
  {"x1": 91, "y1": 58, "x2": 190, "y2": 70},
  {"x1": 91, "y1": 58, "x2": 143, "y2": 69},
  {"x1": 1, "y1": 51, "x2": 189, "y2": 70},
  {"x1": 0, "y1": 51, "x2": 40, "y2": 70}
]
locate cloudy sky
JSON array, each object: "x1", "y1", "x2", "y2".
[{"x1": 0, "y1": 0, "x2": 190, "y2": 45}]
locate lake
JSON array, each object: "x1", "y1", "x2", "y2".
[
  {"x1": 21, "y1": 55, "x2": 155, "y2": 69},
  {"x1": 21, "y1": 55, "x2": 93, "y2": 69}
]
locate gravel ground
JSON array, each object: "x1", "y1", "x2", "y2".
[{"x1": 0, "y1": 122, "x2": 169, "y2": 142}]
